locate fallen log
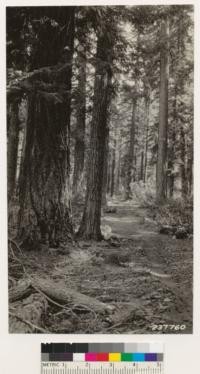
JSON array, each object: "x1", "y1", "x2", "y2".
[
  {"x1": 159, "y1": 225, "x2": 177, "y2": 235},
  {"x1": 33, "y1": 278, "x2": 115, "y2": 314},
  {"x1": 159, "y1": 224, "x2": 191, "y2": 238}
]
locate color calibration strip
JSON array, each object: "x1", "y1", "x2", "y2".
[
  {"x1": 41, "y1": 343, "x2": 164, "y2": 362},
  {"x1": 42, "y1": 352, "x2": 163, "y2": 362},
  {"x1": 41, "y1": 344, "x2": 164, "y2": 374}
]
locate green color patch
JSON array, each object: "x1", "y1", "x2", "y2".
[{"x1": 121, "y1": 353, "x2": 133, "y2": 361}]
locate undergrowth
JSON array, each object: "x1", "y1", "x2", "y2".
[{"x1": 154, "y1": 198, "x2": 193, "y2": 230}]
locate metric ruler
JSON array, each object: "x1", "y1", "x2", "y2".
[
  {"x1": 41, "y1": 343, "x2": 164, "y2": 374},
  {"x1": 41, "y1": 361, "x2": 163, "y2": 374}
]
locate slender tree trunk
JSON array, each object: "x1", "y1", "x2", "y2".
[
  {"x1": 7, "y1": 100, "x2": 20, "y2": 203},
  {"x1": 107, "y1": 153, "x2": 111, "y2": 195},
  {"x1": 144, "y1": 97, "x2": 150, "y2": 184},
  {"x1": 73, "y1": 38, "x2": 86, "y2": 196},
  {"x1": 168, "y1": 17, "x2": 180, "y2": 198},
  {"x1": 168, "y1": 123, "x2": 176, "y2": 197},
  {"x1": 167, "y1": 91, "x2": 176, "y2": 198},
  {"x1": 156, "y1": 18, "x2": 169, "y2": 203},
  {"x1": 140, "y1": 151, "x2": 144, "y2": 181},
  {"x1": 125, "y1": 97, "x2": 137, "y2": 200},
  {"x1": 78, "y1": 32, "x2": 113, "y2": 240},
  {"x1": 114, "y1": 124, "x2": 121, "y2": 195},
  {"x1": 102, "y1": 128, "x2": 109, "y2": 208},
  {"x1": 110, "y1": 145, "x2": 116, "y2": 197},
  {"x1": 187, "y1": 144, "x2": 193, "y2": 196},
  {"x1": 134, "y1": 154, "x2": 137, "y2": 182},
  {"x1": 180, "y1": 126, "x2": 188, "y2": 198}
]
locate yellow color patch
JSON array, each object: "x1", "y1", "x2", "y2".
[{"x1": 109, "y1": 353, "x2": 121, "y2": 362}]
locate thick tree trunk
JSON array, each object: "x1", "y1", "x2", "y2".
[
  {"x1": 17, "y1": 9, "x2": 75, "y2": 245},
  {"x1": 124, "y1": 98, "x2": 137, "y2": 200},
  {"x1": 156, "y1": 19, "x2": 169, "y2": 203},
  {"x1": 78, "y1": 32, "x2": 113, "y2": 240},
  {"x1": 73, "y1": 39, "x2": 86, "y2": 196},
  {"x1": 7, "y1": 100, "x2": 20, "y2": 203},
  {"x1": 18, "y1": 95, "x2": 73, "y2": 245}
]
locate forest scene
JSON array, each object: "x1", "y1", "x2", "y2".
[{"x1": 7, "y1": 5, "x2": 193, "y2": 334}]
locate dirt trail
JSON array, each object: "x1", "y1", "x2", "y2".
[
  {"x1": 102, "y1": 201, "x2": 157, "y2": 239},
  {"x1": 11, "y1": 200, "x2": 193, "y2": 334},
  {"x1": 102, "y1": 200, "x2": 189, "y2": 274},
  {"x1": 100, "y1": 200, "x2": 193, "y2": 333}
]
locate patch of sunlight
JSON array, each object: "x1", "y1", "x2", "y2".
[
  {"x1": 103, "y1": 216, "x2": 139, "y2": 223},
  {"x1": 139, "y1": 230, "x2": 158, "y2": 235},
  {"x1": 149, "y1": 270, "x2": 171, "y2": 279}
]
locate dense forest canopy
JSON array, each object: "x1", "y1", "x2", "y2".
[{"x1": 7, "y1": 5, "x2": 193, "y2": 244}]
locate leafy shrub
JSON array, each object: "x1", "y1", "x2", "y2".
[
  {"x1": 130, "y1": 180, "x2": 156, "y2": 207},
  {"x1": 155, "y1": 197, "x2": 193, "y2": 230}
]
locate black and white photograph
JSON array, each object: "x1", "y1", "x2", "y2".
[{"x1": 7, "y1": 4, "x2": 193, "y2": 334}]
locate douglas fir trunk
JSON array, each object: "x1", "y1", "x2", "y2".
[
  {"x1": 73, "y1": 36, "x2": 86, "y2": 196},
  {"x1": 156, "y1": 18, "x2": 169, "y2": 203},
  {"x1": 78, "y1": 32, "x2": 113, "y2": 240},
  {"x1": 17, "y1": 8, "x2": 75, "y2": 246}
]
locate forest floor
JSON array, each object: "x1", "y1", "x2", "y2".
[{"x1": 9, "y1": 198, "x2": 193, "y2": 334}]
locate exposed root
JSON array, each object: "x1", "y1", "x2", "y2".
[{"x1": 9, "y1": 311, "x2": 49, "y2": 333}]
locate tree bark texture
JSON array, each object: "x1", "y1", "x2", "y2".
[
  {"x1": 110, "y1": 142, "x2": 116, "y2": 197},
  {"x1": 167, "y1": 18, "x2": 181, "y2": 198},
  {"x1": 7, "y1": 100, "x2": 20, "y2": 203},
  {"x1": 143, "y1": 97, "x2": 150, "y2": 184},
  {"x1": 140, "y1": 151, "x2": 144, "y2": 181},
  {"x1": 17, "y1": 8, "x2": 75, "y2": 245},
  {"x1": 186, "y1": 144, "x2": 193, "y2": 197},
  {"x1": 78, "y1": 32, "x2": 113, "y2": 240},
  {"x1": 102, "y1": 128, "x2": 109, "y2": 207},
  {"x1": 114, "y1": 126, "x2": 121, "y2": 195},
  {"x1": 125, "y1": 98, "x2": 137, "y2": 199},
  {"x1": 156, "y1": 19, "x2": 169, "y2": 203},
  {"x1": 167, "y1": 90, "x2": 176, "y2": 197},
  {"x1": 72, "y1": 36, "x2": 86, "y2": 196},
  {"x1": 107, "y1": 154, "x2": 111, "y2": 195},
  {"x1": 180, "y1": 126, "x2": 188, "y2": 198}
]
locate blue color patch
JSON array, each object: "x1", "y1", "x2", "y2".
[{"x1": 133, "y1": 353, "x2": 145, "y2": 362}]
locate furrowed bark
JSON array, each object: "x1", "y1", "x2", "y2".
[
  {"x1": 156, "y1": 18, "x2": 169, "y2": 203},
  {"x1": 73, "y1": 37, "x2": 86, "y2": 196},
  {"x1": 17, "y1": 8, "x2": 75, "y2": 245},
  {"x1": 78, "y1": 31, "x2": 113, "y2": 240},
  {"x1": 125, "y1": 97, "x2": 137, "y2": 200}
]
